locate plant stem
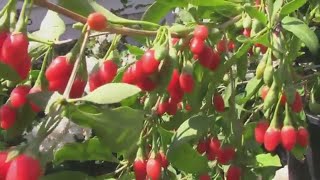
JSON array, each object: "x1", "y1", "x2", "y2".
[{"x1": 63, "y1": 27, "x2": 90, "y2": 98}]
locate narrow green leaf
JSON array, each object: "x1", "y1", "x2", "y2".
[
  {"x1": 125, "y1": 44, "x2": 144, "y2": 56},
  {"x1": 282, "y1": 16, "x2": 319, "y2": 54},
  {"x1": 74, "y1": 83, "x2": 141, "y2": 104},
  {"x1": 54, "y1": 137, "x2": 118, "y2": 163},
  {"x1": 256, "y1": 153, "x2": 282, "y2": 167},
  {"x1": 142, "y1": 2, "x2": 173, "y2": 23},
  {"x1": 280, "y1": 0, "x2": 307, "y2": 16},
  {"x1": 244, "y1": 5, "x2": 268, "y2": 25}
]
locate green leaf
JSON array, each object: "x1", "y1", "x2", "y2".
[
  {"x1": 41, "y1": 171, "x2": 96, "y2": 180},
  {"x1": 28, "y1": 43, "x2": 49, "y2": 59},
  {"x1": 172, "y1": 114, "x2": 210, "y2": 147},
  {"x1": 280, "y1": 0, "x2": 307, "y2": 16},
  {"x1": 256, "y1": 153, "x2": 282, "y2": 167},
  {"x1": 125, "y1": 44, "x2": 144, "y2": 57},
  {"x1": 54, "y1": 137, "x2": 118, "y2": 163},
  {"x1": 178, "y1": 9, "x2": 196, "y2": 24},
  {"x1": 291, "y1": 146, "x2": 305, "y2": 160},
  {"x1": 142, "y1": 2, "x2": 172, "y2": 23},
  {"x1": 33, "y1": 11, "x2": 65, "y2": 41},
  {"x1": 282, "y1": 16, "x2": 319, "y2": 54},
  {"x1": 66, "y1": 105, "x2": 144, "y2": 155},
  {"x1": 237, "y1": 77, "x2": 263, "y2": 104},
  {"x1": 73, "y1": 83, "x2": 141, "y2": 104},
  {"x1": 167, "y1": 143, "x2": 208, "y2": 174},
  {"x1": 0, "y1": 62, "x2": 21, "y2": 81},
  {"x1": 244, "y1": 5, "x2": 268, "y2": 25}
]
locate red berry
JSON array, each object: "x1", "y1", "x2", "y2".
[
  {"x1": 167, "y1": 69, "x2": 184, "y2": 103},
  {"x1": 255, "y1": 121, "x2": 269, "y2": 144},
  {"x1": 146, "y1": 158, "x2": 161, "y2": 180},
  {"x1": 213, "y1": 93, "x2": 225, "y2": 112},
  {"x1": 157, "y1": 101, "x2": 169, "y2": 116},
  {"x1": 255, "y1": 0, "x2": 261, "y2": 6},
  {"x1": 207, "y1": 137, "x2": 221, "y2": 155},
  {"x1": 217, "y1": 147, "x2": 236, "y2": 164},
  {"x1": 179, "y1": 73, "x2": 194, "y2": 93},
  {"x1": 197, "y1": 140, "x2": 207, "y2": 154},
  {"x1": 264, "y1": 127, "x2": 281, "y2": 152},
  {"x1": 198, "y1": 46, "x2": 213, "y2": 68},
  {"x1": 217, "y1": 39, "x2": 227, "y2": 53},
  {"x1": 87, "y1": 12, "x2": 107, "y2": 31},
  {"x1": 167, "y1": 101, "x2": 178, "y2": 115},
  {"x1": 122, "y1": 66, "x2": 136, "y2": 84},
  {"x1": 260, "y1": 86, "x2": 269, "y2": 100},
  {"x1": 133, "y1": 159, "x2": 147, "y2": 180},
  {"x1": 5, "y1": 154, "x2": 42, "y2": 180},
  {"x1": 0, "y1": 31, "x2": 9, "y2": 61},
  {"x1": 70, "y1": 77, "x2": 86, "y2": 98},
  {"x1": 28, "y1": 86, "x2": 42, "y2": 113},
  {"x1": 255, "y1": 43, "x2": 267, "y2": 54},
  {"x1": 0, "y1": 152, "x2": 11, "y2": 179},
  {"x1": 89, "y1": 70, "x2": 103, "y2": 92},
  {"x1": 99, "y1": 60, "x2": 117, "y2": 84},
  {"x1": 206, "y1": 150, "x2": 216, "y2": 161},
  {"x1": 226, "y1": 166, "x2": 241, "y2": 180},
  {"x1": 45, "y1": 56, "x2": 73, "y2": 81},
  {"x1": 199, "y1": 174, "x2": 210, "y2": 180},
  {"x1": 157, "y1": 152, "x2": 169, "y2": 169},
  {"x1": 14, "y1": 55, "x2": 31, "y2": 80},
  {"x1": 280, "y1": 93, "x2": 287, "y2": 106},
  {"x1": 141, "y1": 50, "x2": 160, "y2": 75},
  {"x1": 281, "y1": 126, "x2": 297, "y2": 151},
  {"x1": 10, "y1": 85, "x2": 31, "y2": 108},
  {"x1": 171, "y1": 38, "x2": 180, "y2": 46},
  {"x1": 228, "y1": 41, "x2": 236, "y2": 51},
  {"x1": 297, "y1": 127, "x2": 309, "y2": 147},
  {"x1": 136, "y1": 77, "x2": 156, "y2": 92},
  {"x1": 243, "y1": 28, "x2": 251, "y2": 38},
  {"x1": 0, "y1": 105, "x2": 16, "y2": 129},
  {"x1": 185, "y1": 104, "x2": 192, "y2": 112},
  {"x1": 190, "y1": 38, "x2": 205, "y2": 54},
  {"x1": 48, "y1": 79, "x2": 69, "y2": 94},
  {"x1": 291, "y1": 92, "x2": 303, "y2": 113},
  {"x1": 194, "y1": 25, "x2": 209, "y2": 40},
  {"x1": 1, "y1": 33, "x2": 29, "y2": 63},
  {"x1": 131, "y1": 60, "x2": 146, "y2": 81},
  {"x1": 207, "y1": 50, "x2": 221, "y2": 71}
]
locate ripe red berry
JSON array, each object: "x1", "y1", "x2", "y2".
[
  {"x1": 179, "y1": 73, "x2": 194, "y2": 93},
  {"x1": 280, "y1": 93, "x2": 287, "y2": 106},
  {"x1": 69, "y1": 77, "x2": 86, "y2": 98},
  {"x1": 206, "y1": 150, "x2": 216, "y2": 161},
  {"x1": 0, "y1": 151, "x2": 11, "y2": 179},
  {"x1": 133, "y1": 159, "x2": 147, "y2": 180},
  {"x1": 171, "y1": 38, "x2": 180, "y2": 46},
  {"x1": 167, "y1": 69, "x2": 184, "y2": 103},
  {"x1": 190, "y1": 38, "x2": 205, "y2": 54},
  {"x1": 157, "y1": 152, "x2": 169, "y2": 169},
  {"x1": 157, "y1": 101, "x2": 170, "y2": 116},
  {"x1": 217, "y1": 147, "x2": 236, "y2": 164},
  {"x1": 5, "y1": 154, "x2": 42, "y2": 180},
  {"x1": 14, "y1": 55, "x2": 31, "y2": 80},
  {"x1": 122, "y1": 66, "x2": 136, "y2": 85},
  {"x1": 198, "y1": 46, "x2": 213, "y2": 68},
  {"x1": 167, "y1": 101, "x2": 178, "y2": 115},
  {"x1": 213, "y1": 93, "x2": 225, "y2": 112},
  {"x1": 281, "y1": 126, "x2": 297, "y2": 151},
  {"x1": 0, "y1": 104, "x2": 16, "y2": 129},
  {"x1": 146, "y1": 158, "x2": 161, "y2": 180},
  {"x1": 48, "y1": 79, "x2": 69, "y2": 94},
  {"x1": 136, "y1": 77, "x2": 156, "y2": 92},
  {"x1": 228, "y1": 41, "x2": 236, "y2": 51},
  {"x1": 207, "y1": 137, "x2": 221, "y2": 155},
  {"x1": 87, "y1": 12, "x2": 107, "y2": 31},
  {"x1": 297, "y1": 127, "x2": 309, "y2": 147},
  {"x1": 197, "y1": 139, "x2": 207, "y2": 154},
  {"x1": 28, "y1": 86, "x2": 42, "y2": 113},
  {"x1": 131, "y1": 60, "x2": 146, "y2": 81},
  {"x1": 255, "y1": 121, "x2": 269, "y2": 144},
  {"x1": 226, "y1": 166, "x2": 241, "y2": 180},
  {"x1": 199, "y1": 174, "x2": 210, "y2": 180},
  {"x1": 1, "y1": 33, "x2": 29, "y2": 62},
  {"x1": 45, "y1": 56, "x2": 73, "y2": 81},
  {"x1": 217, "y1": 39, "x2": 227, "y2": 53},
  {"x1": 89, "y1": 70, "x2": 103, "y2": 92},
  {"x1": 185, "y1": 104, "x2": 192, "y2": 112},
  {"x1": 207, "y1": 50, "x2": 221, "y2": 71},
  {"x1": 264, "y1": 127, "x2": 281, "y2": 152},
  {"x1": 141, "y1": 50, "x2": 160, "y2": 75},
  {"x1": 260, "y1": 86, "x2": 269, "y2": 100},
  {"x1": 243, "y1": 28, "x2": 251, "y2": 38},
  {"x1": 194, "y1": 25, "x2": 209, "y2": 40},
  {"x1": 291, "y1": 92, "x2": 303, "y2": 113},
  {"x1": 255, "y1": 0, "x2": 261, "y2": 6},
  {"x1": 10, "y1": 85, "x2": 31, "y2": 108},
  {"x1": 99, "y1": 60, "x2": 117, "y2": 83}
]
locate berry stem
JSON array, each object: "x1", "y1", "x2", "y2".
[
  {"x1": 27, "y1": 33, "x2": 54, "y2": 45},
  {"x1": 14, "y1": 0, "x2": 30, "y2": 32},
  {"x1": 34, "y1": 47, "x2": 52, "y2": 87},
  {"x1": 102, "y1": 34, "x2": 122, "y2": 60}
]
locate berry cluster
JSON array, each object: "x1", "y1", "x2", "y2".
[
  {"x1": 89, "y1": 60, "x2": 118, "y2": 91},
  {"x1": 196, "y1": 137, "x2": 241, "y2": 180},
  {"x1": 255, "y1": 120, "x2": 309, "y2": 151}
]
